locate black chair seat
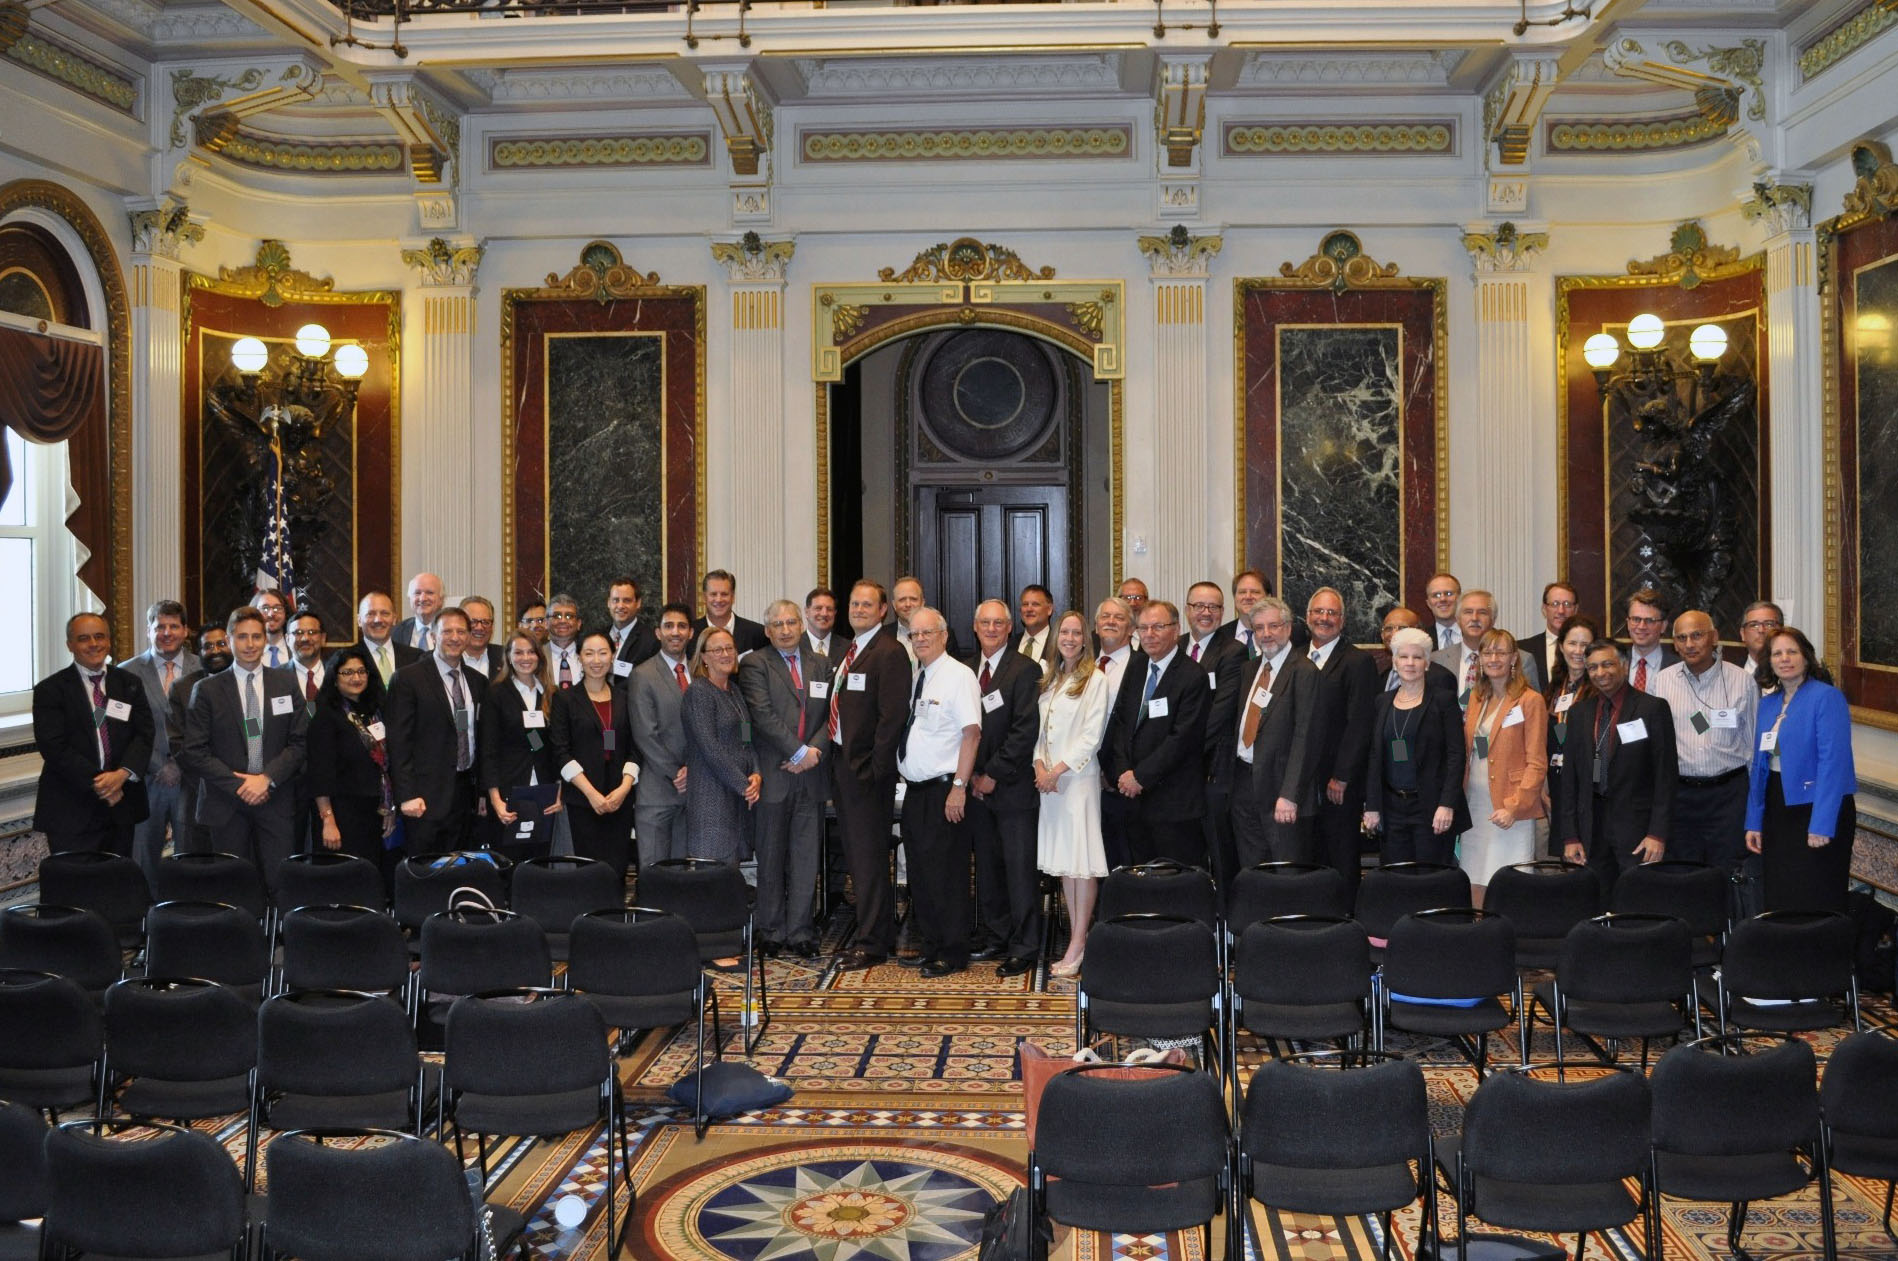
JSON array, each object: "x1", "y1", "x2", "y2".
[
  {"x1": 0, "y1": 1065, "x2": 94, "y2": 1110},
  {"x1": 264, "y1": 1088, "x2": 418, "y2": 1133},
  {"x1": 583, "y1": 991, "x2": 700, "y2": 1032},
  {"x1": 1239, "y1": 1001, "x2": 1364, "y2": 1042},
  {"x1": 1829, "y1": 1131, "x2": 1898, "y2": 1180},
  {"x1": 1085, "y1": 996, "x2": 1211, "y2": 1040},
  {"x1": 1653, "y1": 1150, "x2": 1811, "y2": 1203},
  {"x1": 1531, "y1": 981, "x2": 1683, "y2": 1040},
  {"x1": 1725, "y1": 996, "x2": 1842, "y2": 1032},
  {"x1": 451, "y1": 1085, "x2": 604, "y2": 1136},
  {"x1": 1386, "y1": 997, "x2": 1510, "y2": 1036},
  {"x1": 1044, "y1": 1174, "x2": 1223, "y2": 1234},
  {"x1": 1249, "y1": 1159, "x2": 1418, "y2": 1216},
  {"x1": 1468, "y1": 1174, "x2": 1641, "y2": 1234},
  {"x1": 120, "y1": 1071, "x2": 253, "y2": 1119}
]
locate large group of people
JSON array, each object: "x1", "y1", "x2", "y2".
[{"x1": 33, "y1": 561, "x2": 1861, "y2": 975}]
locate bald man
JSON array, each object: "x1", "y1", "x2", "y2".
[
  {"x1": 395, "y1": 571, "x2": 444, "y2": 653},
  {"x1": 1649, "y1": 610, "x2": 1756, "y2": 878}
]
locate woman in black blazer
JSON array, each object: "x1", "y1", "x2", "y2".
[
  {"x1": 1362, "y1": 626, "x2": 1471, "y2": 865},
  {"x1": 549, "y1": 631, "x2": 637, "y2": 877},
  {"x1": 480, "y1": 632, "x2": 563, "y2": 861},
  {"x1": 1541, "y1": 614, "x2": 1600, "y2": 841},
  {"x1": 307, "y1": 655, "x2": 395, "y2": 878}
]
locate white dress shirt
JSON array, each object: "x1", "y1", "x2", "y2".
[
  {"x1": 896, "y1": 654, "x2": 981, "y2": 782},
  {"x1": 433, "y1": 651, "x2": 477, "y2": 764},
  {"x1": 1308, "y1": 637, "x2": 1338, "y2": 671},
  {"x1": 1629, "y1": 645, "x2": 1667, "y2": 688},
  {"x1": 1098, "y1": 644, "x2": 1134, "y2": 707},
  {"x1": 1236, "y1": 641, "x2": 1294, "y2": 763},
  {"x1": 1649, "y1": 659, "x2": 1758, "y2": 778}
]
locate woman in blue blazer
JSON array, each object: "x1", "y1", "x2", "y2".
[{"x1": 1745, "y1": 627, "x2": 1856, "y2": 913}]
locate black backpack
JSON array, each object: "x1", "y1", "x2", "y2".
[{"x1": 977, "y1": 1185, "x2": 1050, "y2": 1261}]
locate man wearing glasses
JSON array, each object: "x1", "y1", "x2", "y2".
[
  {"x1": 545, "y1": 595, "x2": 584, "y2": 689},
  {"x1": 460, "y1": 596, "x2": 506, "y2": 680},
  {"x1": 1519, "y1": 582, "x2": 1579, "y2": 692},
  {"x1": 516, "y1": 600, "x2": 549, "y2": 646},
  {"x1": 1623, "y1": 588, "x2": 1678, "y2": 692},
  {"x1": 1738, "y1": 601, "x2": 1783, "y2": 679},
  {"x1": 1104, "y1": 601, "x2": 1211, "y2": 867}
]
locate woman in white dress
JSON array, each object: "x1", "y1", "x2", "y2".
[
  {"x1": 1460, "y1": 628, "x2": 1548, "y2": 906},
  {"x1": 1033, "y1": 610, "x2": 1112, "y2": 977}
]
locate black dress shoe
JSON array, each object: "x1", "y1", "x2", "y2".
[
  {"x1": 895, "y1": 952, "x2": 927, "y2": 968},
  {"x1": 995, "y1": 955, "x2": 1037, "y2": 978},
  {"x1": 759, "y1": 939, "x2": 783, "y2": 959},
  {"x1": 835, "y1": 949, "x2": 885, "y2": 972},
  {"x1": 920, "y1": 958, "x2": 966, "y2": 979},
  {"x1": 967, "y1": 940, "x2": 1005, "y2": 961},
  {"x1": 790, "y1": 941, "x2": 818, "y2": 959}
]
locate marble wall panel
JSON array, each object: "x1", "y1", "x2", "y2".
[{"x1": 1238, "y1": 284, "x2": 1444, "y2": 644}]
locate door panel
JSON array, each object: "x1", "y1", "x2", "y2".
[{"x1": 917, "y1": 485, "x2": 1067, "y2": 647}]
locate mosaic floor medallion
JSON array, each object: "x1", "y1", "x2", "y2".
[{"x1": 640, "y1": 1137, "x2": 1020, "y2": 1260}]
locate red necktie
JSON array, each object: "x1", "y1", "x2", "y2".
[
  {"x1": 786, "y1": 652, "x2": 807, "y2": 742},
  {"x1": 829, "y1": 641, "x2": 858, "y2": 740},
  {"x1": 304, "y1": 668, "x2": 318, "y2": 702},
  {"x1": 91, "y1": 672, "x2": 111, "y2": 766},
  {"x1": 675, "y1": 662, "x2": 689, "y2": 694},
  {"x1": 1097, "y1": 654, "x2": 1110, "y2": 672},
  {"x1": 1633, "y1": 657, "x2": 1648, "y2": 692},
  {"x1": 979, "y1": 660, "x2": 993, "y2": 692},
  {"x1": 1190, "y1": 641, "x2": 1201, "y2": 662}
]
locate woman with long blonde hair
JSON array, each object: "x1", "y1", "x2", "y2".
[{"x1": 1032, "y1": 610, "x2": 1111, "y2": 976}]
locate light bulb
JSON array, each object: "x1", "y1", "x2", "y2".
[
  {"x1": 294, "y1": 323, "x2": 331, "y2": 358},
  {"x1": 230, "y1": 337, "x2": 269, "y2": 373},
  {"x1": 1626, "y1": 313, "x2": 1665, "y2": 350},
  {"x1": 1688, "y1": 323, "x2": 1728, "y2": 362},
  {"x1": 333, "y1": 343, "x2": 369, "y2": 379},
  {"x1": 1582, "y1": 332, "x2": 1620, "y2": 370}
]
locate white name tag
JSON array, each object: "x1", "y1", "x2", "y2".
[
  {"x1": 809, "y1": 680, "x2": 830, "y2": 699},
  {"x1": 1206, "y1": 672, "x2": 1217, "y2": 690},
  {"x1": 104, "y1": 698, "x2": 132, "y2": 721},
  {"x1": 1554, "y1": 692, "x2": 1575, "y2": 714},
  {"x1": 1502, "y1": 705, "x2": 1525, "y2": 729},
  {"x1": 368, "y1": 721, "x2": 386, "y2": 740},
  {"x1": 613, "y1": 659, "x2": 632, "y2": 677},
  {"x1": 1252, "y1": 687, "x2": 1272, "y2": 708},
  {"x1": 1759, "y1": 729, "x2": 1778, "y2": 753},
  {"x1": 1146, "y1": 696, "x2": 1169, "y2": 719},
  {"x1": 1710, "y1": 708, "x2": 1739, "y2": 729},
  {"x1": 1617, "y1": 718, "x2": 1648, "y2": 743},
  {"x1": 981, "y1": 690, "x2": 1004, "y2": 713},
  {"x1": 848, "y1": 672, "x2": 867, "y2": 692},
  {"x1": 270, "y1": 694, "x2": 295, "y2": 716},
  {"x1": 522, "y1": 710, "x2": 546, "y2": 729}
]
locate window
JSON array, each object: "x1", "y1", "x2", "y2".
[{"x1": 0, "y1": 428, "x2": 91, "y2": 714}]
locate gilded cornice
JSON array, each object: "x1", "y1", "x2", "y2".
[
  {"x1": 0, "y1": 17, "x2": 140, "y2": 114},
  {"x1": 400, "y1": 237, "x2": 482, "y2": 288},
  {"x1": 710, "y1": 233, "x2": 794, "y2": 283},
  {"x1": 1137, "y1": 226, "x2": 1222, "y2": 279},
  {"x1": 1545, "y1": 110, "x2": 1727, "y2": 154},
  {"x1": 1798, "y1": 1, "x2": 1896, "y2": 82},
  {"x1": 1462, "y1": 222, "x2": 1550, "y2": 274},
  {"x1": 1277, "y1": 230, "x2": 1404, "y2": 293},
  {"x1": 487, "y1": 133, "x2": 711, "y2": 170},
  {"x1": 1222, "y1": 120, "x2": 1454, "y2": 157},
  {"x1": 542, "y1": 239, "x2": 661, "y2": 301},
  {"x1": 170, "y1": 67, "x2": 265, "y2": 148},
  {"x1": 1840, "y1": 139, "x2": 1898, "y2": 220},
  {"x1": 798, "y1": 125, "x2": 1132, "y2": 163},
  {"x1": 208, "y1": 128, "x2": 405, "y2": 175},
  {"x1": 1624, "y1": 220, "x2": 1748, "y2": 289},
  {"x1": 879, "y1": 238, "x2": 1054, "y2": 284},
  {"x1": 1660, "y1": 38, "x2": 1766, "y2": 123}
]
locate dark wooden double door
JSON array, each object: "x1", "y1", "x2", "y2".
[{"x1": 914, "y1": 485, "x2": 1068, "y2": 644}]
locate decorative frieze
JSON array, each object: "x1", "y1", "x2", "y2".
[
  {"x1": 792, "y1": 54, "x2": 1122, "y2": 98},
  {"x1": 487, "y1": 133, "x2": 712, "y2": 170},
  {"x1": 1221, "y1": 120, "x2": 1455, "y2": 157},
  {"x1": 1545, "y1": 111, "x2": 1727, "y2": 153},
  {"x1": 1798, "y1": 2, "x2": 1897, "y2": 82},
  {"x1": 0, "y1": 19, "x2": 139, "y2": 113},
  {"x1": 213, "y1": 130, "x2": 404, "y2": 174},
  {"x1": 1236, "y1": 51, "x2": 1465, "y2": 87},
  {"x1": 798, "y1": 125, "x2": 1132, "y2": 163}
]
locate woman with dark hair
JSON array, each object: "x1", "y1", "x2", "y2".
[
  {"x1": 306, "y1": 654, "x2": 397, "y2": 876},
  {"x1": 682, "y1": 627, "x2": 761, "y2": 864},
  {"x1": 1745, "y1": 627, "x2": 1858, "y2": 912},
  {"x1": 549, "y1": 630, "x2": 637, "y2": 876},
  {"x1": 1543, "y1": 614, "x2": 1601, "y2": 852},
  {"x1": 480, "y1": 631, "x2": 563, "y2": 861}
]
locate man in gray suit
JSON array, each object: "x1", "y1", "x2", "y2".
[
  {"x1": 737, "y1": 600, "x2": 834, "y2": 958},
  {"x1": 1431, "y1": 589, "x2": 1535, "y2": 708},
  {"x1": 631, "y1": 602, "x2": 696, "y2": 868},
  {"x1": 1226, "y1": 596, "x2": 1320, "y2": 866},
  {"x1": 123, "y1": 599, "x2": 199, "y2": 880},
  {"x1": 180, "y1": 605, "x2": 308, "y2": 889}
]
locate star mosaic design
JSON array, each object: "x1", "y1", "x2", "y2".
[{"x1": 698, "y1": 1156, "x2": 990, "y2": 1260}]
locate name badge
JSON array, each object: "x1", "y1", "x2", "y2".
[
  {"x1": 270, "y1": 694, "x2": 295, "y2": 716},
  {"x1": 809, "y1": 680, "x2": 830, "y2": 699},
  {"x1": 1389, "y1": 737, "x2": 1409, "y2": 763},
  {"x1": 1502, "y1": 705, "x2": 1524, "y2": 729},
  {"x1": 1474, "y1": 733, "x2": 1490, "y2": 759},
  {"x1": 1252, "y1": 687, "x2": 1272, "y2": 708},
  {"x1": 104, "y1": 698, "x2": 132, "y2": 721},
  {"x1": 516, "y1": 824, "x2": 535, "y2": 840},
  {"x1": 981, "y1": 690, "x2": 1004, "y2": 713},
  {"x1": 602, "y1": 729, "x2": 617, "y2": 752},
  {"x1": 522, "y1": 710, "x2": 546, "y2": 730},
  {"x1": 1147, "y1": 696, "x2": 1169, "y2": 719},
  {"x1": 526, "y1": 731, "x2": 544, "y2": 752},
  {"x1": 1549, "y1": 751, "x2": 1566, "y2": 769},
  {"x1": 848, "y1": 673, "x2": 867, "y2": 692},
  {"x1": 1554, "y1": 692, "x2": 1575, "y2": 715},
  {"x1": 613, "y1": 659, "x2": 633, "y2": 677},
  {"x1": 1709, "y1": 708, "x2": 1739, "y2": 729},
  {"x1": 1759, "y1": 728, "x2": 1778, "y2": 753},
  {"x1": 1617, "y1": 718, "x2": 1649, "y2": 743},
  {"x1": 453, "y1": 708, "x2": 471, "y2": 733},
  {"x1": 1207, "y1": 673, "x2": 1217, "y2": 690},
  {"x1": 368, "y1": 721, "x2": 387, "y2": 741}
]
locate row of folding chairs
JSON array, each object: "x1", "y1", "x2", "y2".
[{"x1": 1026, "y1": 1031, "x2": 1898, "y2": 1261}]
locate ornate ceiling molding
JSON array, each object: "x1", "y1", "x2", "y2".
[
  {"x1": 710, "y1": 233, "x2": 794, "y2": 283},
  {"x1": 1235, "y1": 50, "x2": 1466, "y2": 88},
  {"x1": 1798, "y1": 2, "x2": 1896, "y2": 83},
  {"x1": 197, "y1": 124, "x2": 404, "y2": 175},
  {"x1": 463, "y1": 66, "x2": 691, "y2": 104},
  {"x1": 1278, "y1": 230, "x2": 1404, "y2": 293},
  {"x1": 1485, "y1": 55, "x2": 1560, "y2": 167},
  {"x1": 170, "y1": 61, "x2": 323, "y2": 150},
  {"x1": 1222, "y1": 119, "x2": 1455, "y2": 157},
  {"x1": 878, "y1": 238, "x2": 1054, "y2": 284},
  {"x1": 1840, "y1": 140, "x2": 1898, "y2": 219},
  {"x1": 798, "y1": 124, "x2": 1132, "y2": 164},
  {"x1": 368, "y1": 76, "x2": 461, "y2": 187},
  {"x1": 1625, "y1": 220, "x2": 1748, "y2": 289},
  {"x1": 0, "y1": 14, "x2": 139, "y2": 114},
  {"x1": 1137, "y1": 227, "x2": 1222, "y2": 279},
  {"x1": 400, "y1": 237, "x2": 482, "y2": 288},
  {"x1": 1155, "y1": 54, "x2": 1209, "y2": 170},
  {"x1": 1602, "y1": 35, "x2": 1766, "y2": 150},
  {"x1": 1545, "y1": 109, "x2": 1727, "y2": 154},
  {"x1": 790, "y1": 54, "x2": 1123, "y2": 98},
  {"x1": 487, "y1": 132, "x2": 712, "y2": 171},
  {"x1": 543, "y1": 240, "x2": 661, "y2": 301},
  {"x1": 201, "y1": 238, "x2": 337, "y2": 308}
]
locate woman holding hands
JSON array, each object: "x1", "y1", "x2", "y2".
[
  {"x1": 1032, "y1": 611, "x2": 1112, "y2": 977},
  {"x1": 549, "y1": 630, "x2": 637, "y2": 877},
  {"x1": 1364, "y1": 627, "x2": 1470, "y2": 866}
]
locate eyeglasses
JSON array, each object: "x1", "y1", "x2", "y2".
[
  {"x1": 909, "y1": 628, "x2": 944, "y2": 639},
  {"x1": 549, "y1": 611, "x2": 579, "y2": 622},
  {"x1": 1136, "y1": 620, "x2": 1177, "y2": 632},
  {"x1": 519, "y1": 616, "x2": 546, "y2": 626},
  {"x1": 1626, "y1": 615, "x2": 1665, "y2": 626},
  {"x1": 1544, "y1": 598, "x2": 1578, "y2": 610},
  {"x1": 765, "y1": 619, "x2": 801, "y2": 630},
  {"x1": 1741, "y1": 619, "x2": 1781, "y2": 632},
  {"x1": 1185, "y1": 602, "x2": 1222, "y2": 613},
  {"x1": 336, "y1": 667, "x2": 369, "y2": 679},
  {"x1": 703, "y1": 644, "x2": 738, "y2": 654},
  {"x1": 290, "y1": 628, "x2": 323, "y2": 638},
  {"x1": 466, "y1": 618, "x2": 493, "y2": 628}
]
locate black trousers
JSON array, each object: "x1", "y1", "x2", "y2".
[
  {"x1": 1669, "y1": 773, "x2": 1749, "y2": 870},
  {"x1": 969, "y1": 794, "x2": 1042, "y2": 960},
  {"x1": 402, "y1": 774, "x2": 477, "y2": 858},
  {"x1": 1100, "y1": 789, "x2": 1134, "y2": 871},
  {"x1": 833, "y1": 766, "x2": 897, "y2": 957},
  {"x1": 1316, "y1": 789, "x2": 1367, "y2": 896},
  {"x1": 208, "y1": 802, "x2": 296, "y2": 892},
  {"x1": 1582, "y1": 793, "x2": 1645, "y2": 897},
  {"x1": 902, "y1": 778, "x2": 970, "y2": 966},
  {"x1": 1203, "y1": 782, "x2": 1237, "y2": 890},
  {"x1": 1378, "y1": 792, "x2": 1454, "y2": 866},
  {"x1": 1230, "y1": 779, "x2": 1313, "y2": 868},
  {"x1": 1128, "y1": 807, "x2": 1207, "y2": 869},
  {"x1": 44, "y1": 819, "x2": 133, "y2": 859},
  {"x1": 567, "y1": 798, "x2": 632, "y2": 877},
  {"x1": 1761, "y1": 773, "x2": 1856, "y2": 915}
]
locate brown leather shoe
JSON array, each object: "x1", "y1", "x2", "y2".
[{"x1": 834, "y1": 949, "x2": 885, "y2": 971}]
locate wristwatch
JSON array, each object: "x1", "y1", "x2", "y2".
[{"x1": 951, "y1": 777, "x2": 967, "y2": 788}]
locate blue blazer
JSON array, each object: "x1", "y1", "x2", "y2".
[{"x1": 1746, "y1": 679, "x2": 1856, "y2": 837}]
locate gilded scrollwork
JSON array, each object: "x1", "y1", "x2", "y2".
[
  {"x1": 1137, "y1": 225, "x2": 1223, "y2": 278},
  {"x1": 543, "y1": 240, "x2": 661, "y2": 302},
  {"x1": 878, "y1": 237, "x2": 1056, "y2": 285},
  {"x1": 829, "y1": 302, "x2": 867, "y2": 341},
  {"x1": 710, "y1": 232, "x2": 794, "y2": 283},
  {"x1": 1278, "y1": 230, "x2": 1402, "y2": 293},
  {"x1": 1625, "y1": 220, "x2": 1746, "y2": 289},
  {"x1": 1841, "y1": 140, "x2": 1898, "y2": 219},
  {"x1": 170, "y1": 67, "x2": 264, "y2": 148},
  {"x1": 210, "y1": 238, "x2": 337, "y2": 308},
  {"x1": 1065, "y1": 300, "x2": 1105, "y2": 341},
  {"x1": 400, "y1": 237, "x2": 483, "y2": 287}
]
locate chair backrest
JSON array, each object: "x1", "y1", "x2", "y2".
[
  {"x1": 1462, "y1": 1068, "x2": 1651, "y2": 1184},
  {"x1": 144, "y1": 900, "x2": 269, "y2": 990},
  {"x1": 1241, "y1": 1055, "x2": 1426, "y2": 1170},
  {"x1": 1651, "y1": 1037, "x2": 1819, "y2": 1156},
  {"x1": 265, "y1": 1128, "x2": 475, "y2": 1261},
  {"x1": 1355, "y1": 863, "x2": 1473, "y2": 942},
  {"x1": 1081, "y1": 915, "x2": 1220, "y2": 1004},
  {"x1": 275, "y1": 852, "x2": 386, "y2": 914},
  {"x1": 1557, "y1": 912, "x2": 1693, "y2": 1004},
  {"x1": 419, "y1": 908, "x2": 551, "y2": 996},
  {"x1": 281, "y1": 904, "x2": 410, "y2": 994},
  {"x1": 1233, "y1": 916, "x2": 1371, "y2": 1006},
  {"x1": 567, "y1": 907, "x2": 702, "y2": 998},
  {"x1": 1098, "y1": 861, "x2": 1221, "y2": 932},
  {"x1": 511, "y1": 855, "x2": 625, "y2": 938},
  {"x1": 36, "y1": 850, "x2": 151, "y2": 934},
  {"x1": 257, "y1": 990, "x2": 420, "y2": 1097},
  {"x1": 0, "y1": 1100, "x2": 48, "y2": 1224},
  {"x1": 392, "y1": 852, "x2": 510, "y2": 928},
  {"x1": 1609, "y1": 860, "x2": 1729, "y2": 938},
  {"x1": 1721, "y1": 910, "x2": 1855, "y2": 1000},
  {"x1": 44, "y1": 1118, "x2": 246, "y2": 1258},
  {"x1": 0, "y1": 903, "x2": 120, "y2": 991},
  {"x1": 1382, "y1": 909, "x2": 1517, "y2": 1000},
  {"x1": 151, "y1": 852, "x2": 267, "y2": 921},
  {"x1": 1484, "y1": 861, "x2": 1602, "y2": 942},
  {"x1": 1037, "y1": 1063, "x2": 1228, "y2": 1186},
  {"x1": 103, "y1": 977, "x2": 257, "y2": 1081},
  {"x1": 1226, "y1": 863, "x2": 1352, "y2": 932},
  {"x1": 637, "y1": 858, "x2": 751, "y2": 935},
  {"x1": 0, "y1": 969, "x2": 101, "y2": 1070},
  {"x1": 1820, "y1": 1032, "x2": 1898, "y2": 1142},
  {"x1": 443, "y1": 988, "x2": 609, "y2": 1097}
]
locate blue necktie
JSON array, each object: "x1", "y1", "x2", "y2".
[{"x1": 1137, "y1": 662, "x2": 1161, "y2": 726}]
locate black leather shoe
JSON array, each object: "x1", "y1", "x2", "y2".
[
  {"x1": 920, "y1": 958, "x2": 966, "y2": 979},
  {"x1": 835, "y1": 949, "x2": 885, "y2": 972},
  {"x1": 790, "y1": 940, "x2": 818, "y2": 959},
  {"x1": 996, "y1": 955, "x2": 1037, "y2": 978},
  {"x1": 967, "y1": 940, "x2": 1005, "y2": 961},
  {"x1": 895, "y1": 952, "x2": 927, "y2": 968},
  {"x1": 759, "y1": 939, "x2": 783, "y2": 959}
]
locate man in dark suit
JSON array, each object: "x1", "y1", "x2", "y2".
[
  {"x1": 459, "y1": 597, "x2": 507, "y2": 681},
  {"x1": 33, "y1": 612, "x2": 154, "y2": 856},
  {"x1": 1556, "y1": 640, "x2": 1678, "y2": 895},
  {"x1": 1623, "y1": 588, "x2": 1680, "y2": 692},
  {"x1": 605, "y1": 576, "x2": 659, "y2": 676},
  {"x1": 829, "y1": 580, "x2": 911, "y2": 970},
  {"x1": 631, "y1": 603, "x2": 696, "y2": 868},
  {"x1": 1518, "y1": 581, "x2": 1579, "y2": 693},
  {"x1": 1210, "y1": 569, "x2": 1271, "y2": 658},
  {"x1": 124, "y1": 600, "x2": 197, "y2": 877},
  {"x1": 737, "y1": 600, "x2": 834, "y2": 958},
  {"x1": 168, "y1": 623, "x2": 231, "y2": 855},
  {"x1": 965, "y1": 599, "x2": 1045, "y2": 975},
  {"x1": 1379, "y1": 607, "x2": 1460, "y2": 698},
  {"x1": 891, "y1": 576, "x2": 962, "y2": 664},
  {"x1": 1184, "y1": 581, "x2": 1247, "y2": 888},
  {"x1": 393, "y1": 571, "x2": 443, "y2": 653},
  {"x1": 1226, "y1": 597, "x2": 1320, "y2": 866},
  {"x1": 385, "y1": 605, "x2": 489, "y2": 854},
  {"x1": 1014, "y1": 584, "x2": 1058, "y2": 673},
  {"x1": 692, "y1": 568, "x2": 768, "y2": 656},
  {"x1": 327, "y1": 591, "x2": 422, "y2": 688},
  {"x1": 1304, "y1": 588, "x2": 1379, "y2": 892},
  {"x1": 181, "y1": 606, "x2": 307, "y2": 886},
  {"x1": 1107, "y1": 600, "x2": 1212, "y2": 866}
]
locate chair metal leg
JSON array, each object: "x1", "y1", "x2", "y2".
[
  {"x1": 1816, "y1": 1143, "x2": 1838, "y2": 1261},
  {"x1": 1726, "y1": 1201, "x2": 1748, "y2": 1258},
  {"x1": 1649, "y1": 1154, "x2": 1666, "y2": 1261},
  {"x1": 1571, "y1": 1228, "x2": 1588, "y2": 1261},
  {"x1": 1516, "y1": 978, "x2": 1530, "y2": 1067},
  {"x1": 1883, "y1": 1180, "x2": 1895, "y2": 1240}
]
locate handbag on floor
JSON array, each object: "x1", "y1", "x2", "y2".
[{"x1": 977, "y1": 1184, "x2": 1049, "y2": 1261}]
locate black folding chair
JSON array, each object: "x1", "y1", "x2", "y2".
[
  {"x1": 42, "y1": 1117, "x2": 247, "y2": 1261},
  {"x1": 512, "y1": 854, "x2": 625, "y2": 962},
  {"x1": 1227, "y1": 915, "x2": 1372, "y2": 1094},
  {"x1": 0, "y1": 904, "x2": 121, "y2": 999},
  {"x1": 0, "y1": 1100, "x2": 47, "y2": 1259},
  {"x1": 100, "y1": 976, "x2": 257, "y2": 1121},
  {"x1": 1531, "y1": 912, "x2": 1694, "y2": 1070},
  {"x1": 639, "y1": 858, "x2": 769, "y2": 1053},
  {"x1": 1818, "y1": 1030, "x2": 1898, "y2": 1245},
  {"x1": 1077, "y1": 913, "x2": 1222, "y2": 1074},
  {"x1": 36, "y1": 851, "x2": 150, "y2": 951},
  {"x1": 1376, "y1": 908, "x2": 1518, "y2": 1075},
  {"x1": 1716, "y1": 909, "x2": 1861, "y2": 1037},
  {"x1": 0, "y1": 970, "x2": 101, "y2": 1120},
  {"x1": 151, "y1": 851, "x2": 267, "y2": 922}
]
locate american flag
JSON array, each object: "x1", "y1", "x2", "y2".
[{"x1": 255, "y1": 405, "x2": 295, "y2": 597}]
